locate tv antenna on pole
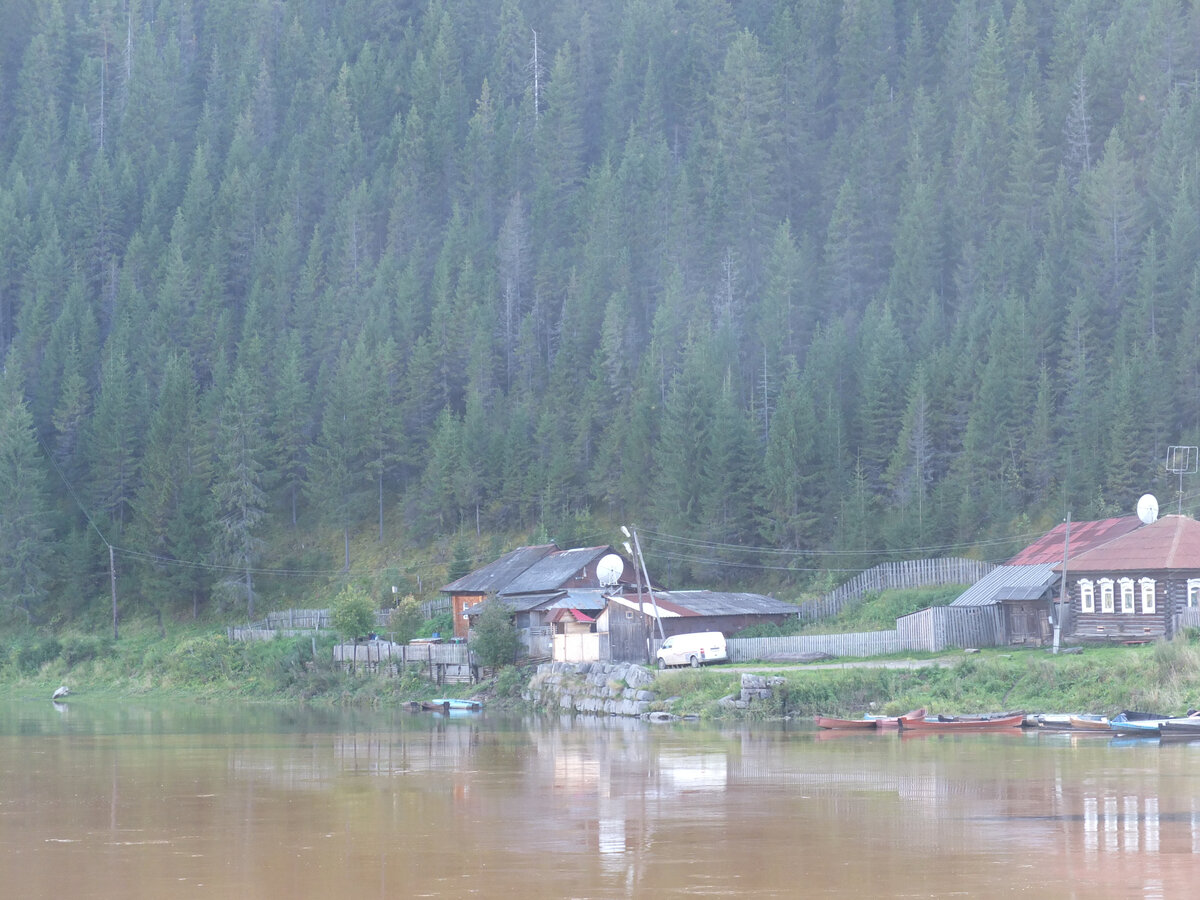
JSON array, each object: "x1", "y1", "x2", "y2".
[{"x1": 1165, "y1": 446, "x2": 1198, "y2": 515}]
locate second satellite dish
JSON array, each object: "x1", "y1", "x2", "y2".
[
  {"x1": 596, "y1": 553, "x2": 625, "y2": 586},
  {"x1": 1137, "y1": 493, "x2": 1159, "y2": 525}
]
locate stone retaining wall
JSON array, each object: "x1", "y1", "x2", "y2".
[
  {"x1": 523, "y1": 661, "x2": 659, "y2": 717},
  {"x1": 523, "y1": 663, "x2": 788, "y2": 718}
]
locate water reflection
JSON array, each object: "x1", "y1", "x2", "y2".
[{"x1": 3, "y1": 701, "x2": 1200, "y2": 897}]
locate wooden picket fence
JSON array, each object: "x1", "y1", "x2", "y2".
[
  {"x1": 333, "y1": 641, "x2": 479, "y2": 684},
  {"x1": 727, "y1": 605, "x2": 1003, "y2": 661},
  {"x1": 796, "y1": 557, "x2": 994, "y2": 622},
  {"x1": 227, "y1": 607, "x2": 391, "y2": 642}
]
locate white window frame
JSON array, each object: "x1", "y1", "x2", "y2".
[
  {"x1": 1080, "y1": 579, "x2": 1095, "y2": 613},
  {"x1": 1099, "y1": 578, "x2": 1115, "y2": 614},
  {"x1": 1140, "y1": 578, "x2": 1156, "y2": 614},
  {"x1": 1119, "y1": 578, "x2": 1135, "y2": 614},
  {"x1": 1189, "y1": 578, "x2": 1200, "y2": 609}
]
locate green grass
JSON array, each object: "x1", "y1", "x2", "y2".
[
  {"x1": 734, "y1": 585, "x2": 964, "y2": 638},
  {"x1": 687, "y1": 639, "x2": 1200, "y2": 721}
]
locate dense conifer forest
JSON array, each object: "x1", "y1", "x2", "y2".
[{"x1": 3, "y1": 0, "x2": 1200, "y2": 624}]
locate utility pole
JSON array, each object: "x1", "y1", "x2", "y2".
[
  {"x1": 624, "y1": 536, "x2": 649, "y2": 664},
  {"x1": 110, "y1": 544, "x2": 119, "y2": 640},
  {"x1": 623, "y1": 526, "x2": 665, "y2": 642},
  {"x1": 1053, "y1": 514, "x2": 1070, "y2": 654}
]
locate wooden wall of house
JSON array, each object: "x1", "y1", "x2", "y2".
[
  {"x1": 1067, "y1": 572, "x2": 1170, "y2": 642},
  {"x1": 609, "y1": 605, "x2": 653, "y2": 663},
  {"x1": 659, "y1": 613, "x2": 797, "y2": 639},
  {"x1": 1003, "y1": 601, "x2": 1051, "y2": 646},
  {"x1": 450, "y1": 593, "x2": 484, "y2": 638}
]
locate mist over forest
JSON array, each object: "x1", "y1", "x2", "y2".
[{"x1": 2, "y1": 0, "x2": 1200, "y2": 623}]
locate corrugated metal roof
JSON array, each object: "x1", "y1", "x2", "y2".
[
  {"x1": 951, "y1": 564, "x2": 1057, "y2": 607},
  {"x1": 440, "y1": 544, "x2": 557, "y2": 593},
  {"x1": 610, "y1": 590, "x2": 798, "y2": 618},
  {"x1": 608, "y1": 594, "x2": 681, "y2": 618},
  {"x1": 542, "y1": 588, "x2": 608, "y2": 611},
  {"x1": 462, "y1": 591, "x2": 564, "y2": 617},
  {"x1": 548, "y1": 607, "x2": 596, "y2": 624},
  {"x1": 1056, "y1": 515, "x2": 1200, "y2": 572},
  {"x1": 1006, "y1": 516, "x2": 1142, "y2": 565},
  {"x1": 499, "y1": 546, "x2": 611, "y2": 596}
]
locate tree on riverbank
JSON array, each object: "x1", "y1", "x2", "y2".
[{"x1": 0, "y1": 376, "x2": 54, "y2": 622}]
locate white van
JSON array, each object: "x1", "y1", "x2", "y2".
[{"x1": 655, "y1": 631, "x2": 728, "y2": 668}]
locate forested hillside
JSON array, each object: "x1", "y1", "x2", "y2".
[{"x1": 2, "y1": 0, "x2": 1200, "y2": 624}]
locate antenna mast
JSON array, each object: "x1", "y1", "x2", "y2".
[{"x1": 1166, "y1": 446, "x2": 1198, "y2": 515}]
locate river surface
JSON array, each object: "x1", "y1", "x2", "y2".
[{"x1": 2, "y1": 698, "x2": 1199, "y2": 898}]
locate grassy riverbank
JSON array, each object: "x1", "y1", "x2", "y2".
[
  {"x1": 6, "y1": 616, "x2": 1200, "y2": 721},
  {"x1": 656, "y1": 637, "x2": 1200, "y2": 720}
]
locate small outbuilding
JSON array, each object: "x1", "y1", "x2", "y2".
[{"x1": 603, "y1": 589, "x2": 800, "y2": 663}]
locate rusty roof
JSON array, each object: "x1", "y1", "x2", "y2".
[
  {"x1": 1006, "y1": 516, "x2": 1143, "y2": 565},
  {"x1": 1054, "y1": 515, "x2": 1200, "y2": 573},
  {"x1": 440, "y1": 544, "x2": 557, "y2": 594}
]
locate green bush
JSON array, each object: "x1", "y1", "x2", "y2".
[
  {"x1": 387, "y1": 595, "x2": 424, "y2": 644},
  {"x1": 330, "y1": 585, "x2": 377, "y2": 642},
  {"x1": 470, "y1": 601, "x2": 521, "y2": 668},
  {"x1": 420, "y1": 611, "x2": 453, "y2": 639},
  {"x1": 60, "y1": 634, "x2": 111, "y2": 666},
  {"x1": 16, "y1": 637, "x2": 62, "y2": 673},
  {"x1": 166, "y1": 634, "x2": 243, "y2": 685}
]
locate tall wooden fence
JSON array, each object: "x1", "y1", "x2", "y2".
[
  {"x1": 332, "y1": 641, "x2": 476, "y2": 683},
  {"x1": 896, "y1": 605, "x2": 1003, "y2": 652},
  {"x1": 728, "y1": 632, "x2": 902, "y2": 662},
  {"x1": 227, "y1": 607, "x2": 392, "y2": 642},
  {"x1": 727, "y1": 606, "x2": 1003, "y2": 661},
  {"x1": 796, "y1": 558, "x2": 995, "y2": 622}
]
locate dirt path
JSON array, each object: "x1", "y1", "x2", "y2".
[{"x1": 732, "y1": 657, "x2": 957, "y2": 672}]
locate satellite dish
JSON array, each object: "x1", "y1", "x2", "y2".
[
  {"x1": 596, "y1": 553, "x2": 624, "y2": 587},
  {"x1": 1137, "y1": 493, "x2": 1159, "y2": 525}
]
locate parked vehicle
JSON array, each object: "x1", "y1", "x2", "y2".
[{"x1": 655, "y1": 632, "x2": 728, "y2": 668}]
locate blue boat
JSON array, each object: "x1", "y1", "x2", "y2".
[
  {"x1": 1108, "y1": 711, "x2": 1170, "y2": 735},
  {"x1": 421, "y1": 698, "x2": 482, "y2": 712}
]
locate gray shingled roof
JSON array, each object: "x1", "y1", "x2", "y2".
[
  {"x1": 499, "y1": 546, "x2": 610, "y2": 596},
  {"x1": 440, "y1": 544, "x2": 557, "y2": 594},
  {"x1": 950, "y1": 563, "x2": 1057, "y2": 607},
  {"x1": 645, "y1": 590, "x2": 799, "y2": 617}
]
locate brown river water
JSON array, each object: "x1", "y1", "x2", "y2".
[{"x1": 2, "y1": 699, "x2": 1199, "y2": 898}]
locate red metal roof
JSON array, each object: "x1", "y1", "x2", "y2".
[
  {"x1": 548, "y1": 607, "x2": 596, "y2": 624},
  {"x1": 1054, "y1": 515, "x2": 1200, "y2": 573},
  {"x1": 1006, "y1": 516, "x2": 1143, "y2": 565}
]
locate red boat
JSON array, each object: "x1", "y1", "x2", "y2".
[
  {"x1": 870, "y1": 707, "x2": 926, "y2": 728},
  {"x1": 899, "y1": 712, "x2": 1025, "y2": 731},
  {"x1": 815, "y1": 708, "x2": 926, "y2": 730}
]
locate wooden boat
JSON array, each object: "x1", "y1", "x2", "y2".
[
  {"x1": 815, "y1": 708, "x2": 925, "y2": 730},
  {"x1": 1066, "y1": 714, "x2": 1111, "y2": 731},
  {"x1": 814, "y1": 714, "x2": 878, "y2": 730},
  {"x1": 421, "y1": 698, "x2": 483, "y2": 712},
  {"x1": 1157, "y1": 718, "x2": 1200, "y2": 739},
  {"x1": 868, "y1": 708, "x2": 926, "y2": 728},
  {"x1": 899, "y1": 712, "x2": 1025, "y2": 731},
  {"x1": 1035, "y1": 713, "x2": 1110, "y2": 731}
]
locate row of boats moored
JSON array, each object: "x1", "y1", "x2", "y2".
[{"x1": 814, "y1": 708, "x2": 1200, "y2": 737}]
